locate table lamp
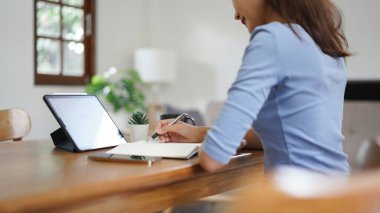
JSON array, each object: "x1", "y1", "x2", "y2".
[{"x1": 134, "y1": 48, "x2": 177, "y2": 129}]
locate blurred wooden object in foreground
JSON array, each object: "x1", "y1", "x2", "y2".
[{"x1": 229, "y1": 166, "x2": 380, "y2": 213}]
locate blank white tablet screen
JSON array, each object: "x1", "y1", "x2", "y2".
[{"x1": 46, "y1": 95, "x2": 127, "y2": 150}]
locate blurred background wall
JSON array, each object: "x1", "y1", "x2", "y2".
[{"x1": 0, "y1": 0, "x2": 379, "y2": 139}]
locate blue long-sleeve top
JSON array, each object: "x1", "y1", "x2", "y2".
[{"x1": 202, "y1": 22, "x2": 350, "y2": 174}]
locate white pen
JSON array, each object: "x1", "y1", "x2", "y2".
[
  {"x1": 150, "y1": 113, "x2": 187, "y2": 140},
  {"x1": 231, "y1": 153, "x2": 252, "y2": 159}
]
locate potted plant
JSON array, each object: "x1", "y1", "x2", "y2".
[
  {"x1": 128, "y1": 111, "x2": 149, "y2": 142},
  {"x1": 85, "y1": 68, "x2": 147, "y2": 113}
]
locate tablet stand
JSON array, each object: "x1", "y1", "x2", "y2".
[{"x1": 51, "y1": 128, "x2": 79, "y2": 152}]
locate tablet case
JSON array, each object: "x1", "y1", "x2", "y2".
[
  {"x1": 44, "y1": 95, "x2": 84, "y2": 152},
  {"x1": 51, "y1": 127, "x2": 80, "y2": 152}
]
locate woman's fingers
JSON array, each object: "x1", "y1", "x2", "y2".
[
  {"x1": 157, "y1": 124, "x2": 182, "y2": 135},
  {"x1": 159, "y1": 132, "x2": 182, "y2": 143},
  {"x1": 155, "y1": 119, "x2": 174, "y2": 132},
  {"x1": 155, "y1": 121, "x2": 196, "y2": 142},
  {"x1": 159, "y1": 135, "x2": 170, "y2": 143}
]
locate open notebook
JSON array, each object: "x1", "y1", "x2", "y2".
[{"x1": 107, "y1": 141, "x2": 201, "y2": 159}]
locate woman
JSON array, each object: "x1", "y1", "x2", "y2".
[{"x1": 156, "y1": 0, "x2": 351, "y2": 174}]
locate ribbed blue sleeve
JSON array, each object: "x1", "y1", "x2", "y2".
[{"x1": 202, "y1": 29, "x2": 280, "y2": 164}]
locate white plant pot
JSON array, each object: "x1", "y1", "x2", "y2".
[{"x1": 129, "y1": 124, "x2": 149, "y2": 142}]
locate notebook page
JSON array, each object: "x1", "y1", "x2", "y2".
[{"x1": 107, "y1": 142, "x2": 201, "y2": 159}]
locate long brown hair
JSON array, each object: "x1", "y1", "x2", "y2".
[{"x1": 266, "y1": 0, "x2": 351, "y2": 57}]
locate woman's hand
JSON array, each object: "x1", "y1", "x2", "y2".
[{"x1": 155, "y1": 119, "x2": 209, "y2": 143}]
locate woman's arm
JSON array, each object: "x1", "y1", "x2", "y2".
[
  {"x1": 199, "y1": 129, "x2": 262, "y2": 172},
  {"x1": 199, "y1": 149, "x2": 225, "y2": 172},
  {"x1": 156, "y1": 121, "x2": 262, "y2": 171}
]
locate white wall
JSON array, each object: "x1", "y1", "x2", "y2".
[
  {"x1": 96, "y1": 0, "x2": 149, "y2": 131},
  {"x1": 147, "y1": 0, "x2": 247, "y2": 111},
  {"x1": 0, "y1": 0, "x2": 79, "y2": 140},
  {"x1": 0, "y1": 0, "x2": 149, "y2": 139},
  {"x1": 1, "y1": 0, "x2": 379, "y2": 139},
  {"x1": 334, "y1": 0, "x2": 380, "y2": 80}
]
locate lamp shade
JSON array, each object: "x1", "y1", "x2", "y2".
[{"x1": 134, "y1": 48, "x2": 177, "y2": 83}]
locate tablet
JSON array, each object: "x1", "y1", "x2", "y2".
[{"x1": 43, "y1": 94, "x2": 127, "y2": 151}]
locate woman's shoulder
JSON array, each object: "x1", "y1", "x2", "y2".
[
  {"x1": 250, "y1": 22, "x2": 318, "y2": 59},
  {"x1": 251, "y1": 22, "x2": 304, "y2": 43},
  {"x1": 244, "y1": 22, "x2": 292, "y2": 59}
]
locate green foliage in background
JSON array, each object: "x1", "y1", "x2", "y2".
[
  {"x1": 85, "y1": 69, "x2": 147, "y2": 113},
  {"x1": 128, "y1": 111, "x2": 149, "y2": 125}
]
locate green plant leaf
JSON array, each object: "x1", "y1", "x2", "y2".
[
  {"x1": 128, "y1": 111, "x2": 149, "y2": 124},
  {"x1": 85, "y1": 69, "x2": 147, "y2": 113}
]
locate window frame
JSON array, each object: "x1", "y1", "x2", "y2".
[{"x1": 34, "y1": 0, "x2": 96, "y2": 85}]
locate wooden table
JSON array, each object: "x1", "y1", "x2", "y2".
[{"x1": 0, "y1": 140, "x2": 264, "y2": 213}]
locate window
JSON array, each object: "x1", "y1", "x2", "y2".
[{"x1": 34, "y1": 0, "x2": 95, "y2": 85}]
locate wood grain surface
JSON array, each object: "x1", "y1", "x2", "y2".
[{"x1": 0, "y1": 140, "x2": 264, "y2": 212}]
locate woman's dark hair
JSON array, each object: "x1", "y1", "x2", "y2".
[{"x1": 266, "y1": 0, "x2": 351, "y2": 57}]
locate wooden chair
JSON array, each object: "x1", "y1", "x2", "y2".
[
  {"x1": 343, "y1": 101, "x2": 380, "y2": 168},
  {"x1": 354, "y1": 136, "x2": 380, "y2": 171},
  {"x1": 229, "y1": 166, "x2": 380, "y2": 213},
  {"x1": 0, "y1": 108, "x2": 31, "y2": 142}
]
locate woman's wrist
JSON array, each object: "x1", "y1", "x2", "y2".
[{"x1": 194, "y1": 126, "x2": 210, "y2": 142}]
